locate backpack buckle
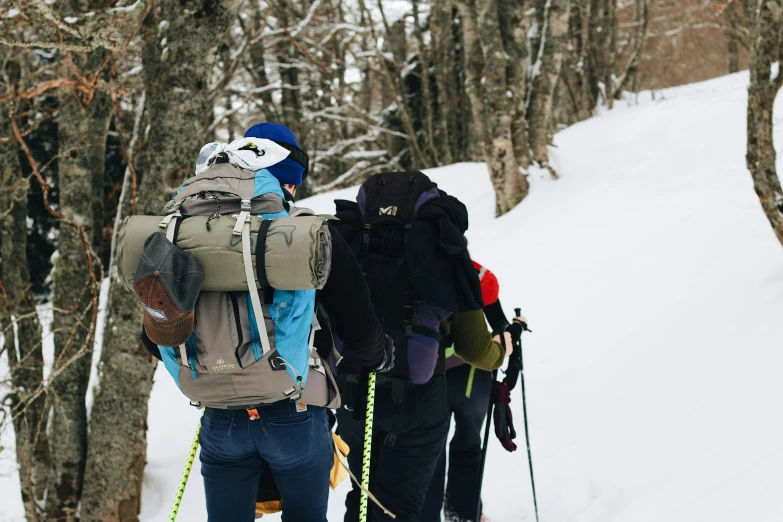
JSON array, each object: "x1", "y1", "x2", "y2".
[{"x1": 240, "y1": 199, "x2": 251, "y2": 211}]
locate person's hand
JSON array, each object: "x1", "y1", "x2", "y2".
[
  {"x1": 513, "y1": 315, "x2": 529, "y2": 331},
  {"x1": 373, "y1": 334, "x2": 395, "y2": 373},
  {"x1": 493, "y1": 331, "x2": 513, "y2": 357}
]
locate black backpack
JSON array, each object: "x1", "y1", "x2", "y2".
[{"x1": 332, "y1": 172, "x2": 482, "y2": 383}]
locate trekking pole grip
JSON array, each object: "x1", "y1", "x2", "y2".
[{"x1": 514, "y1": 307, "x2": 531, "y2": 332}]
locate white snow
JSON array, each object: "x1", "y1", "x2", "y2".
[
  {"x1": 3, "y1": 71, "x2": 783, "y2": 521},
  {"x1": 86, "y1": 279, "x2": 110, "y2": 418}
]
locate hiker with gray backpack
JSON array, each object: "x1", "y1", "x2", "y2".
[
  {"x1": 329, "y1": 172, "x2": 515, "y2": 522},
  {"x1": 120, "y1": 122, "x2": 394, "y2": 522}
]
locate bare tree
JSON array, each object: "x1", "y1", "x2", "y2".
[
  {"x1": 80, "y1": 1, "x2": 231, "y2": 518},
  {"x1": 612, "y1": 0, "x2": 649, "y2": 100},
  {"x1": 47, "y1": 7, "x2": 112, "y2": 517},
  {"x1": 745, "y1": 0, "x2": 783, "y2": 247},
  {"x1": 500, "y1": 0, "x2": 533, "y2": 170},
  {"x1": 1, "y1": 60, "x2": 50, "y2": 522},
  {"x1": 527, "y1": 0, "x2": 572, "y2": 179},
  {"x1": 480, "y1": 0, "x2": 531, "y2": 214}
]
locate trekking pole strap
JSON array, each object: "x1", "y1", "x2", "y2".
[{"x1": 168, "y1": 414, "x2": 202, "y2": 521}]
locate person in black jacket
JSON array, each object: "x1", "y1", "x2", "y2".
[{"x1": 327, "y1": 173, "x2": 511, "y2": 522}]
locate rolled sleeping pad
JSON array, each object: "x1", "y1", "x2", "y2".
[{"x1": 117, "y1": 214, "x2": 332, "y2": 292}]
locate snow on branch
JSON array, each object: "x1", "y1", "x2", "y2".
[
  {"x1": 290, "y1": 0, "x2": 323, "y2": 38},
  {"x1": 319, "y1": 23, "x2": 371, "y2": 45},
  {"x1": 306, "y1": 108, "x2": 409, "y2": 139},
  {"x1": 312, "y1": 160, "x2": 372, "y2": 193},
  {"x1": 315, "y1": 134, "x2": 379, "y2": 159},
  {"x1": 343, "y1": 149, "x2": 387, "y2": 160}
]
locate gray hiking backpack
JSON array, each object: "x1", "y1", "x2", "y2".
[{"x1": 122, "y1": 160, "x2": 340, "y2": 410}]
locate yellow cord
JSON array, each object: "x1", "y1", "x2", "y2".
[
  {"x1": 168, "y1": 413, "x2": 203, "y2": 521},
  {"x1": 359, "y1": 372, "x2": 377, "y2": 522}
]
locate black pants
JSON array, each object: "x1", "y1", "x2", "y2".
[
  {"x1": 420, "y1": 364, "x2": 493, "y2": 522},
  {"x1": 337, "y1": 375, "x2": 450, "y2": 522}
]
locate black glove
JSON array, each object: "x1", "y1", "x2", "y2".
[
  {"x1": 502, "y1": 323, "x2": 523, "y2": 391},
  {"x1": 373, "y1": 334, "x2": 395, "y2": 373},
  {"x1": 506, "y1": 322, "x2": 523, "y2": 346}
]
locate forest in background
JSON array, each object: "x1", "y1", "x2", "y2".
[{"x1": 1, "y1": 1, "x2": 781, "y2": 521}]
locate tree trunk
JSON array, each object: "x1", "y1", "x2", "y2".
[
  {"x1": 476, "y1": 0, "x2": 529, "y2": 215},
  {"x1": 412, "y1": 0, "x2": 440, "y2": 164},
  {"x1": 728, "y1": 38, "x2": 740, "y2": 74},
  {"x1": 80, "y1": 2, "x2": 231, "y2": 520},
  {"x1": 603, "y1": 0, "x2": 617, "y2": 109},
  {"x1": 248, "y1": 2, "x2": 278, "y2": 121},
  {"x1": 457, "y1": 0, "x2": 529, "y2": 215},
  {"x1": 375, "y1": 1, "x2": 432, "y2": 168},
  {"x1": 585, "y1": 0, "x2": 608, "y2": 108},
  {"x1": 456, "y1": 0, "x2": 488, "y2": 157},
  {"x1": 430, "y1": 1, "x2": 455, "y2": 165},
  {"x1": 526, "y1": 0, "x2": 571, "y2": 179},
  {"x1": 745, "y1": 0, "x2": 783, "y2": 247},
  {"x1": 1, "y1": 64, "x2": 50, "y2": 522},
  {"x1": 612, "y1": 0, "x2": 648, "y2": 100},
  {"x1": 564, "y1": 0, "x2": 596, "y2": 121},
  {"x1": 499, "y1": 0, "x2": 532, "y2": 169},
  {"x1": 47, "y1": 48, "x2": 111, "y2": 522}
]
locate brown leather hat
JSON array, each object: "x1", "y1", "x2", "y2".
[{"x1": 134, "y1": 232, "x2": 203, "y2": 347}]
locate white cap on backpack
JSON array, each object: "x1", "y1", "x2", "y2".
[{"x1": 195, "y1": 138, "x2": 291, "y2": 176}]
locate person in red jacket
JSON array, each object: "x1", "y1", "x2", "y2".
[{"x1": 420, "y1": 260, "x2": 524, "y2": 522}]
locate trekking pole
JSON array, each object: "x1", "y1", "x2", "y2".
[
  {"x1": 359, "y1": 371, "x2": 377, "y2": 522},
  {"x1": 515, "y1": 307, "x2": 539, "y2": 522},
  {"x1": 168, "y1": 416, "x2": 202, "y2": 522},
  {"x1": 474, "y1": 368, "x2": 497, "y2": 522}
]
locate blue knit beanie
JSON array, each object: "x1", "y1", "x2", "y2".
[{"x1": 244, "y1": 122, "x2": 305, "y2": 186}]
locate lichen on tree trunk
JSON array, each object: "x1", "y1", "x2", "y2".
[
  {"x1": 745, "y1": 0, "x2": 783, "y2": 247},
  {"x1": 457, "y1": 0, "x2": 529, "y2": 216},
  {"x1": 499, "y1": 0, "x2": 532, "y2": 170},
  {"x1": 47, "y1": 46, "x2": 111, "y2": 522},
  {"x1": 80, "y1": 2, "x2": 231, "y2": 520}
]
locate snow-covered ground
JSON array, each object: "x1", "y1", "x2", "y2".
[{"x1": 3, "y1": 71, "x2": 783, "y2": 521}]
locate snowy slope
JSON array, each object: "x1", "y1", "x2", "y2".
[{"x1": 3, "y1": 71, "x2": 783, "y2": 521}]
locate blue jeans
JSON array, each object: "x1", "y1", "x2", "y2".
[{"x1": 198, "y1": 401, "x2": 333, "y2": 522}]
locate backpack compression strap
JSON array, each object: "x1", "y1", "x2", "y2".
[{"x1": 233, "y1": 199, "x2": 272, "y2": 356}]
